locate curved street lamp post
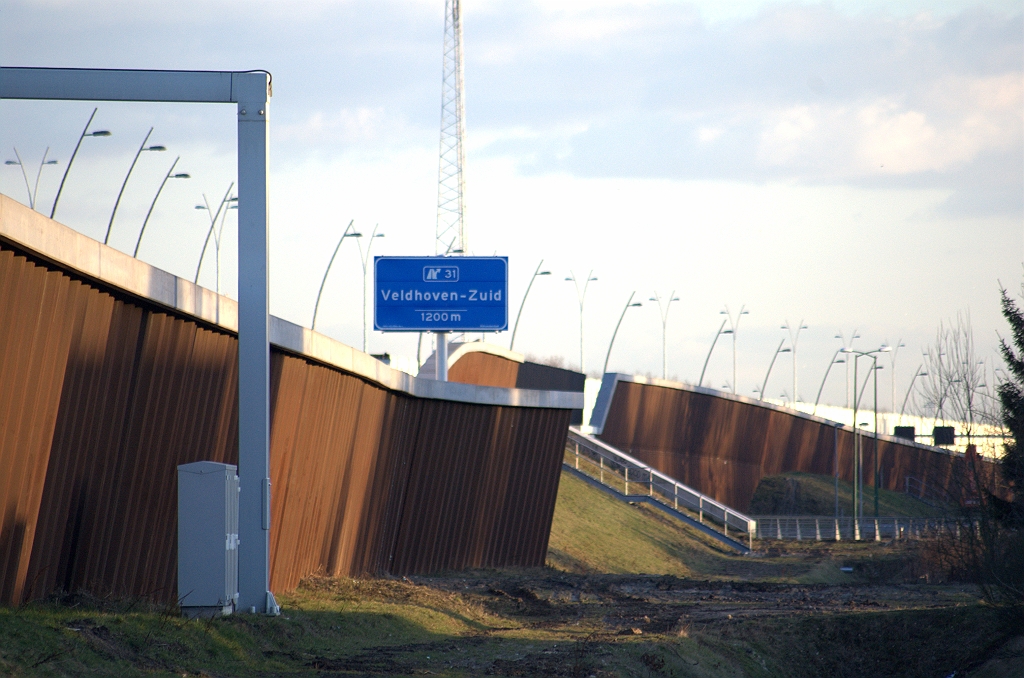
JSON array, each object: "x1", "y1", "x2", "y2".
[
  {"x1": 698, "y1": 319, "x2": 728, "y2": 388},
  {"x1": 134, "y1": 156, "x2": 190, "y2": 257},
  {"x1": 812, "y1": 349, "x2": 847, "y2": 415},
  {"x1": 842, "y1": 346, "x2": 892, "y2": 525},
  {"x1": 106, "y1": 127, "x2": 166, "y2": 244},
  {"x1": 886, "y1": 339, "x2": 906, "y2": 413},
  {"x1": 899, "y1": 365, "x2": 928, "y2": 424},
  {"x1": 5, "y1": 147, "x2": 58, "y2": 210},
  {"x1": 758, "y1": 339, "x2": 791, "y2": 401},
  {"x1": 51, "y1": 107, "x2": 111, "y2": 219},
  {"x1": 194, "y1": 183, "x2": 237, "y2": 293},
  {"x1": 565, "y1": 270, "x2": 597, "y2": 373},
  {"x1": 312, "y1": 220, "x2": 362, "y2": 331},
  {"x1": 509, "y1": 259, "x2": 551, "y2": 351},
  {"x1": 721, "y1": 305, "x2": 749, "y2": 394},
  {"x1": 603, "y1": 292, "x2": 642, "y2": 375},
  {"x1": 650, "y1": 291, "x2": 680, "y2": 379},
  {"x1": 835, "y1": 330, "x2": 861, "y2": 408},
  {"x1": 356, "y1": 225, "x2": 385, "y2": 352},
  {"x1": 782, "y1": 320, "x2": 808, "y2": 403}
]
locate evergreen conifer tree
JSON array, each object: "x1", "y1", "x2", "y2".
[{"x1": 996, "y1": 288, "x2": 1024, "y2": 526}]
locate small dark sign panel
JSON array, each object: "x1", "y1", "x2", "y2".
[
  {"x1": 933, "y1": 426, "x2": 955, "y2": 446},
  {"x1": 374, "y1": 256, "x2": 508, "y2": 332},
  {"x1": 893, "y1": 426, "x2": 915, "y2": 441}
]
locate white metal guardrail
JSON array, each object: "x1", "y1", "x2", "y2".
[
  {"x1": 565, "y1": 427, "x2": 756, "y2": 543},
  {"x1": 753, "y1": 516, "x2": 965, "y2": 541}
]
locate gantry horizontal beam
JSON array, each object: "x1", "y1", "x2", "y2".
[{"x1": 0, "y1": 67, "x2": 267, "y2": 104}]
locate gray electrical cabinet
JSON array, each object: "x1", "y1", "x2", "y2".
[{"x1": 177, "y1": 461, "x2": 239, "y2": 618}]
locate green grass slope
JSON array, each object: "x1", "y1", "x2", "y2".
[
  {"x1": 748, "y1": 472, "x2": 950, "y2": 517},
  {"x1": 546, "y1": 470, "x2": 920, "y2": 584}
]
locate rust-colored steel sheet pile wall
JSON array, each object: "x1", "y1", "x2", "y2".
[
  {"x1": 448, "y1": 351, "x2": 586, "y2": 424},
  {"x1": 599, "y1": 380, "x2": 991, "y2": 512},
  {"x1": 448, "y1": 351, "x2": 519, "y2": 388},
  {"x1": 268, "y1": 354, "x2": 568, "y2": 589},
  {"x1": 0, "y1": 243, "x2": 570, "y2": 605}
]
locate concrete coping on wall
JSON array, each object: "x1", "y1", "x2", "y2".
[
  {"x1": 0, "y1": 193, "x2": 582, "y2": 411},
  {"x1": 588, "y1": 372, "x2": 957, "y2": 455}
]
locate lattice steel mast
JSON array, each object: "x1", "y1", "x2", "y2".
[{"x1": 435, "y1": 0, "x2": 466, "y2": 256}]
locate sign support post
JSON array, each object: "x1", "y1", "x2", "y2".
[
  {"x1": 0, "y1": 67, "x2": 277, "y2": 614},
  {"x1": 436, "y1": 333, "x2": 448, "y2": 381}
]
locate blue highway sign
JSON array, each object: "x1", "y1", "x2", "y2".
[{"x1": 374, "y1": 256, "x2": 508, "y2": 332}]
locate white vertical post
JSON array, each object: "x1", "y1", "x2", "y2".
[
  {"x1": 235, "y1": 73, "x2": 276, "y2": 616},
  {"x1": 436, "y1": 332, "x2": 448, "y2": 381}
]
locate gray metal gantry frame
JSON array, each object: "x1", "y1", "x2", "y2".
[{"x1": 0, "y1": 67, "x2": 277, "y2": 614}]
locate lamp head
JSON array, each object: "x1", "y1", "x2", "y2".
[
  {"x1": 4, "y1": 160, "x2": 20, "y2": 165},
  {"x1": 171, "y1": 173, "x2": 190, "y2": 179},
  {"x1": 88, "y1": 130, "x2": 112, "y2": 137},
  {"x1": 194, "y1": 205, "x2": 206, "y2": 210},
  {"x1": 671, "y1": 296, "x2": 680, "y2": 301},
  {"x1": 629, "y1": 302, "x2": 642, "y2": 308},
  {"x1": 780, "y1": 348, "x2": 792, "y2": 353},
  {"x1": 350, "y1": 232, "x2": 364, "y2": 238},
  {"x1": 537, "y1": 270, "x2": 550, "y2": 275},
  {"x1": 374, "y1": 233, "x2": 385, "y2": 238},
  {"x1": 145, "y1": 145, "x2": 166, "y2": 152},
  {"x1": 43, "y1": 160, "x2": 58, "y2": 165}
]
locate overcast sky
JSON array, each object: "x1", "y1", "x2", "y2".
[{"x1": 1, "y1": 0, "x2": 1021, "y2": 410}]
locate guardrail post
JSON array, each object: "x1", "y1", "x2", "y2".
[
  {"x1": 776, "y1": 518, "x2": 782, "y2": 540},
  {"x1": 723, "y1": 512, "x2": 728, "y2": 537},
  {"x1": 834, "y1": 518, "x2": 841, "y2": 541},
  {"x1": 624, "y1": 467, "x2": 629, "y2": 495},
  {"x1": 874, "y1": 518, "x2": 880, "y2": 542},
  {"x1": 698, "y1": 497, "x2": 703, "y2": 524},
  {"x1": 649, "y1": 469, "x2": 653, "y2": 497},
  {"x1": 796, "y1": 519, "x2": 802, "y2": 541},
  {"x1": 599, "y1": 457, "x2": 604, "y2": 484},
  {"x1": 815, "y1": 518, "x2": 821, "y2": 541},
  {"x1": 574, "y1": 441, "x2": 579, "y2": 470},
  {"x1": 854, "y1": 519, "x2": 861, "y2": 541},
  {"x1": 673, "y1": 483, "x2": 678, "y2": 510}
]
